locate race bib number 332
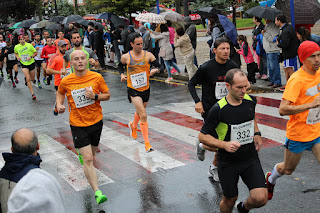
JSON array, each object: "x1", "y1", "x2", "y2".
[
  {"x1": 230, "y1": 120, "x2": 254, "y2": 145},
  {"x1": 71, "y1": 86, "x2": 95, "y2": 108}
]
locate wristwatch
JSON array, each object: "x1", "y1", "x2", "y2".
[
  {"x1": 254, "y1": 131, "x2": 261, "y2": 136},
  {"x1": 94, "y1": 94, "x2": 98, "y2": 100}
]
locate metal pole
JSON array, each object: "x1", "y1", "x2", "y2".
[
  {"x1": 290, "y1": 0, "x2": 295, "y2": 28},
  {"x1": 157, "y1": 0, "x2": 160, "y2": 14}
]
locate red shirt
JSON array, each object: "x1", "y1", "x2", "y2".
[{"x1": 41, "y1": 45, "x2": 57, "y2": 63}]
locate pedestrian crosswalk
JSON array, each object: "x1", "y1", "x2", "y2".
[{"x1": 0, "y1": 94, "x2": 287, "y2": 192}]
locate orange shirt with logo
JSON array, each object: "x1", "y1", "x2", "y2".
[
  {"x1": 58, "y1": 70, "x2": 109, "y2": 127},
  {"x1": 283, "y1": 67, "x2": 320, "y2": 142},
  {"x1": 126, "y1": 50, "x2": 150, "y2": 92},
  {"x1": 47, "y1": 52, "x2": 71, "y2": 86}
]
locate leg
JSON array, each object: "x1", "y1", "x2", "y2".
[
  {"x1": 311, "y1": 142, "x2": 320, "y2": 162},
  {"x1": 131, "y1": 97, "x2": 148, "y2": 122},
  {"x1": 163, "y1": 60, "x2": 172, "y2": 78},
  {"x1": 79, "y1": 145, "x2": 99, "y2": 191},
  {"x1": 277, "y1": 148, "x2": 302, "y2": 176},
  {"x1": 36, "y1": 66, "x2": 41, "y2": 81},
  {"x1": 220, "y1": 196, "x2": 237, "y2": 213},
  {"x1": 22, "y1": 68, "x2": 34, "y2": 95},
  {"x1": 171, "y1": 61, "x2": 181, "y2": 73},
  {"x1": 29, "y1": 69, "x2": 35, "y2": 82},
  {"x1": 41, "y1": 62, "x2": 47, "y2": 79},
  {"x1": 286, "y1": 67, "x2": 294, "y2": 79},
  {"x1": 244, "y1": 188, "x2": 268, "y2": 210},
  {"x1": 13, "y1": 64, "x2": 18, "y2": 82},
  {"x1": 0, "y1": 61, "x2": 3, "y2": 76}
]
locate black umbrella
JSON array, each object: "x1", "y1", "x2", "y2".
[
  {"x1": 0, "y1": 24, "x2": 8, "y2": 29},
  {"x1": 92, "y1": 21, "x2": 104, "y2": 30},
  {"x1": 95, "y1": 13, "x2": 126, "y2": 28},
  {"x1": 62, "y1": 15, "x2": 84, "y2": 25},
  {"x1": 246, "y1": 6, "x2": 283, "y2": 21},
  {"x1": 46, "y1": 23, "x2": 61, "y2": 32},
  {"x1": 75, "y1": 19, "x2": 90, "y2": 27},
  {"x1": 19, "y1": 19, "x2": 37, "y2": 28},
  {"x1": 196, "y1": 7, "x2": 222, "y2": 18},
  {"x1": 49, "y1": 16, "x2": 65, "y2": 23},
  {"x1": 276, "y1": 0, "x2": 320, "y2": 25}
]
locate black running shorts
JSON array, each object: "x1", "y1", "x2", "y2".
[
  {"x1": 21, "y1": 62, "x2": 35, "y2": 71},
  {"x1": 6, "y1": 62, "x2": 17, "y2": 70},
  {"x1": 70, "y1": 120, "x2": 103, "y2": 149},
  {"x1": 127, "y1": 87, "x2": 150, "y2": 103},
  {"x1": 218, "y1": 157, "x2": 266, "y2": 198}
]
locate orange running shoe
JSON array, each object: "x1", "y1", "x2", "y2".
[
  {"x1": 128, "y1": 122, "x2": 137, "y2": 139},
  {"x1": 145, "y1": 142, "x2": 154, "y2": 152}
]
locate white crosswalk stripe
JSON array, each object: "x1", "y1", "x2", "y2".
[
  {"x1": 38, "y1": 134, "x2": 114, "y2": 191},
  {"x1": 100, "y1": 127, "x2": 185, "y2": 172}
]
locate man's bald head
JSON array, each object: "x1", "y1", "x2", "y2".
[
  {"x1": 11, "y1": 128, "x2": 39, "y2": 155},
  {"x1": 70, "y1": 50, "x2": 88, "y2": 72},
  {"x1": 70, "y1": 50, "x2": 86, "y2": 61}
]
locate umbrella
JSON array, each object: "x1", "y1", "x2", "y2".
[
  {"x1": 75, "y1": 19, "x2": 90, "y2": 26},
  {"x1": 7, "y1": 23, "x2": 16, "y2": 28},
  {"x1": 245, "y1": 6, "x2": 283, "y2": 21},
  {"x1": 92, "y1": 21, "x2": 104, "y2": 30},
  {"x1": 37, "y1": 20, "x2": 53, "y2": 28},
  {"x1": 217, "y1": 14, "x2": 238, "y2": 45},
  {"x1": 62, "y1": 15, "x2": 84, "y2": 25},
  {"x1": 148, "y1": 7, "x2": 166, "y2": 14},
  {"x1": 0, "y1": 24, "x2": 8, "y2": 29},
  {"x1": 160, "y1": 11, "x2": 184, "y2": 22},
  {"x1": 136, "y1": 13, "x2": 166, "y2": 24},
  {"x1": 196, "y1": 7, "x2": 222, "y2": 18},
  {"x1": 46, "y1": 23, "x2": 61, "y2": 32},
  {"x1": 29, "y1": 23, "x2": 39, "y2": 29},
  {"x1": 275, "y1": 0, "x2": 320, "y2": 25},
  {"x1": 49, "y1": 16, "x2": 65, "y2": 23},
  {"x1": 10, "y1": 22, "x2": 22, "y2": 29},
  {"x1": 95, "y1": 13, "x2": 127, "y2": 28},
  {"x1": 19, "y1": 19, "x2": 37, "y2": 28}
]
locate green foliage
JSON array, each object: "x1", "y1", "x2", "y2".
[
  {"x1": 91, "y1": 0, "x2": 156, "y2": 16},
  {"x1": 56, "y1": 2, "x2": 75, "y2": 17},
  {"x1": 190, "y1": 0, "x2": 229, "y2": 13},
  {"x1": 243, "y1": 1, "x2": 260, "y2": 13},
  {"x1": 0, "y1": 0, "x2": 42, "y2": 22}
]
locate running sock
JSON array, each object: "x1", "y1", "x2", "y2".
[
  {"x1": 14, "y1": 71, "x2": 18, "y2": 78},
  {"x1": 210, "y1": 164, "x2": 217, "y2": 170},
  {"x1": 269, "y1": 163, "x2": 282, "y2": 184},
  {"x1": 132, "y1": 112, "x2": 140, "y2": 129},
  {"x1": 10, "y1": 76, "x2": 14, "y2": 83},
  {"x1": 237, "y1": 202, "x2": 249, "y2": 213},
  {"x1": 140, "y1": 121, "x2": 149, "y2": 143}
]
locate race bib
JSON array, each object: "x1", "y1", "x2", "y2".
[
  {"x1": 35, "y1": 47, "x2": 43, "y2": 60},
  {"x1": 61, "y1": 68, "x2": 71, "y2": 79},
  {"x1": 21, "y1": 54, "x2": 29, "y2": 62},
  {"x1": 306, "y1": 108, "x2": 320, "y2": 124},
  {"x1": 8, "y1": 53, "x2": 16, "y2": 61},
  {"x1": 71, "y1": 86, "x2": 95, "y2": 108},
  {"x1": 230, "y1": 120, "x2": 254, "y2": 145},
  {"x1": 48, "y1": 53, "x2": 55, "y2": 58},
  {"x1": 130, "y1": 72, "x2": 147, "y2": 89},
  {"x1": 215, "y1": 82, "x2": 228, "y2": 100}
]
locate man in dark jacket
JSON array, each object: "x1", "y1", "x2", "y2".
[
  {"x1": 275, "y1": 14, "x2": 300, "y2": 91},
  {"x1": 94, "y1": 25, "x2": 105, "y2": 68},
  {"x1": 0, "y1": 128, "x2": 42, "y2": 213},
  {"x1": 113, "y1": 25, "x2": 124, "y2": 65},
  {"x1": 119, "y1": 25, "x2": 135, "y2": 54},
  {"x1": 88, "y1": 26, "x2": 95, "y2": 50},
  {"x1": 184, "y1": 17, "x2": 198, "y2": 67}
]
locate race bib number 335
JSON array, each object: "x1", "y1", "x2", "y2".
[
  {"x1": 71, "y1": 86, "x2": 95, "y2": 108},
  {"x1": 230, "y1": 120, "x2": 254, "y2": 145}
]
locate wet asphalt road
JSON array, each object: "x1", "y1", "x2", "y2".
[{"x1": 0, "y1": 70, "x2": 319, "y2": 213}]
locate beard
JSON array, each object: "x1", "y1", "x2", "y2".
[{"x1": 74, "y1": 42, "x2": 81, "y2": 47}]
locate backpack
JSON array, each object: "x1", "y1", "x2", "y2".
[{"x1": 255, "y1": 34, "x2": 266, "y2": 56}]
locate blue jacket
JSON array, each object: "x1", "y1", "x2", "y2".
[
  {"x1": 256, "y1": 34, "x2": 266, "y2": 57},
  {"x1": 0, "y1": 153, "x2": 42, "y2": 183}
]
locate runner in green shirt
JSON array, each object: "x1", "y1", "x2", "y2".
[{"x1": 14, "y1": 35, "x2": 37, "y2": 100}]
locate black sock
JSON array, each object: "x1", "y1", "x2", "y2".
[
  {"x1": 10, "y1": 76, "x2": 14, "y2": 83},
  {"x1": 14, "y1": 72, "x2": 18, "y2": 78},
  {"x1": 237, "y1": 202, "x2": 249, "y2": 213}
]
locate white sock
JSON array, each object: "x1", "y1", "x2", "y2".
[
  {"x1": 210, "y1": 164, "x2": 217, "y2": 169},
  {"x1": 268, "y1": 163, "x2": 282, "y2": 184},
  {"x1": 199, "y1": 143, "x2": 205, "y2": 150}
]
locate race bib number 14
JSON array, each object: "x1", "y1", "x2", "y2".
[
  {"x1": 71, "y1": 86, "x2": 95, "y2": 108},
  {"x1": 215, "y1": 82, "x2": 228, "y2": 100},
  {"x1": 230, "y1": 120, "x2": 254, "y2": 145}
]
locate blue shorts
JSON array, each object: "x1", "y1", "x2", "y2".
[
  {"x1": 284, "y1": 57, "x2": 298, "y2": 71},
  {"x1": 284, "y1": 137, "x2": 320, "y2": 153},
  {"x1": 35, "y1": 59, "x2": 46, "y2": 68}
]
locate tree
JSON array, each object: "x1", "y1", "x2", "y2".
[
  {"x1": 0, "y1": 0, "x2": 42, "y2": 22},
  {"x1": 91, "y1": 0, "x2": 156, "y2": 16},
  {"x1": 56, "y1": 2, "x2": 74, "y2": 17}
]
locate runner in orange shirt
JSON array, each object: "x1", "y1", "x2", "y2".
[
  {"x1": 118, "y1": 33, "x2": 160, "y2": 152},
  {"x1": 266, "y1": 41, "x2": 320, "y2": 200},
  {"x1": 54, "y1": 31, "x2": 70, "y2": 50},
  {"x1": 56, "y1": 50, "x2": 110, "y2": 205},
  {"x1": 46, "y1": 40, "x2": 71, "y2": 115}
]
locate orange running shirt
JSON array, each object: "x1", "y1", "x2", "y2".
[
  {"x1": 126, "y1": 50, "x2": 150, "y2": 92},
  {"x1": 282, "y1": 67, "x2": 320, "y2": 142},
  {"x1": 47, "y1": 52, "x2": 71, "y2": 86},
  {"x1": 58, "y1": 70, "x2": 109, "y2": 127}
]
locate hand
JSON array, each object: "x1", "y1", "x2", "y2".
[
  {"x1": 94, "y1": 50, "x2": 97, "y2": 53},
  {"x1": 223, "y1": 141, "x2": 241, "y2": 153},
  {"x1": 4, "y1": 49, "x2": 8, "y2": 54},
  {"x1": 17, "y1": 56, "x2": 21, "y2": 61},
  {"x1": 195, "y1": 102, "x2": 204, "y2": 114},
  {"x1": 85, "y1": 87, "x2": 95, "y2": 99},
  {"x1": 89, "y1": 58, "x2": 96, "y2": 65},
  {"x1": 120, "y1": 73, "x2": 127, "y2": 82},
  {"x1": 150, "y1": 68, "x2": 159, "y2": 76},
  {"x1": 254, "y1": 135, "x2": 263, "y2": 152},
  {"x1": 56, "y1": 104, "x2": 66, "y2": 114},
  {"x1": 27, "y1": 56, "x2": 31, "y2": 61},
  {"x1": 61, "y1": 68, "x2": 67, "y2": 75},
  {"x1": 235, "y1": 49, "x2": 240, "y2": 52},
  {"x1": 310, "y1": 95, "x2": 320, "y2": 108},
  {"x1": 36, "y1": 47, "x2": 39, "y2": 50}
]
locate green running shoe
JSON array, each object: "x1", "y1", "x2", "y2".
[
  {"x1": 38, "y1": 81, "x2": 42, "y2": 89},
  {"x1": 76, "y1": 148, "x2": 83, "y2": 165},
  {"x1": 95, "y1": 190, "x2": 107, "y2": 205}
]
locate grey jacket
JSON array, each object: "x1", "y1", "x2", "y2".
[
  {"x1": 184, "y1": 17, "x2": 197, "y2": 49},
  {"x1": 151, "y1": 31, "x2": 173, "y2": 60},
  {"x1": 263, "y1": 22, "x2": 280, "y2": 53}
]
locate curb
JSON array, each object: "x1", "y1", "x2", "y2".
[{"x1": 197, "y1": 26, "x2": 254, "y2": 33}]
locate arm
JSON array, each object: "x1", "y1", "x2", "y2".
[
  {"x1": 85, "y1": 89, "x2": 110, "y2": 101},
  {"x1": 187, "y1": 67, "x2": 205, "y2": 114},
  {"x1": 118, "y1": 53, "x2": 128, "y2": 81},
  {"x1": 41, "y1": 47, "x2": 48, "y2": 59},
  {"x1": 243, "y1": 43, "x2": 248, "y2": 56},
  {"x1": 253, "y1": 117, "x2": 262, "y2": 152},
  {"x1": 56, "y1": 91, "x2": 66, "y2": 114},
  {"x1": 277, "y1": 29, "x2": 291, "y2": 49},
  {"x1": 150, "y1": 32, "x2": 166, "y2": 40},
  {"x1": 279, "y1": 97, "x2": 320, "y2": 116},
  {"x1": 174, "y1": 36, "x2": 183, "y2": 48},
  {"x1": 46, "y1": 67, "x2": 62, "y2": 75},
  {"x1": 148, "y1": 52, "x2": 160, "y2": 76}
]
